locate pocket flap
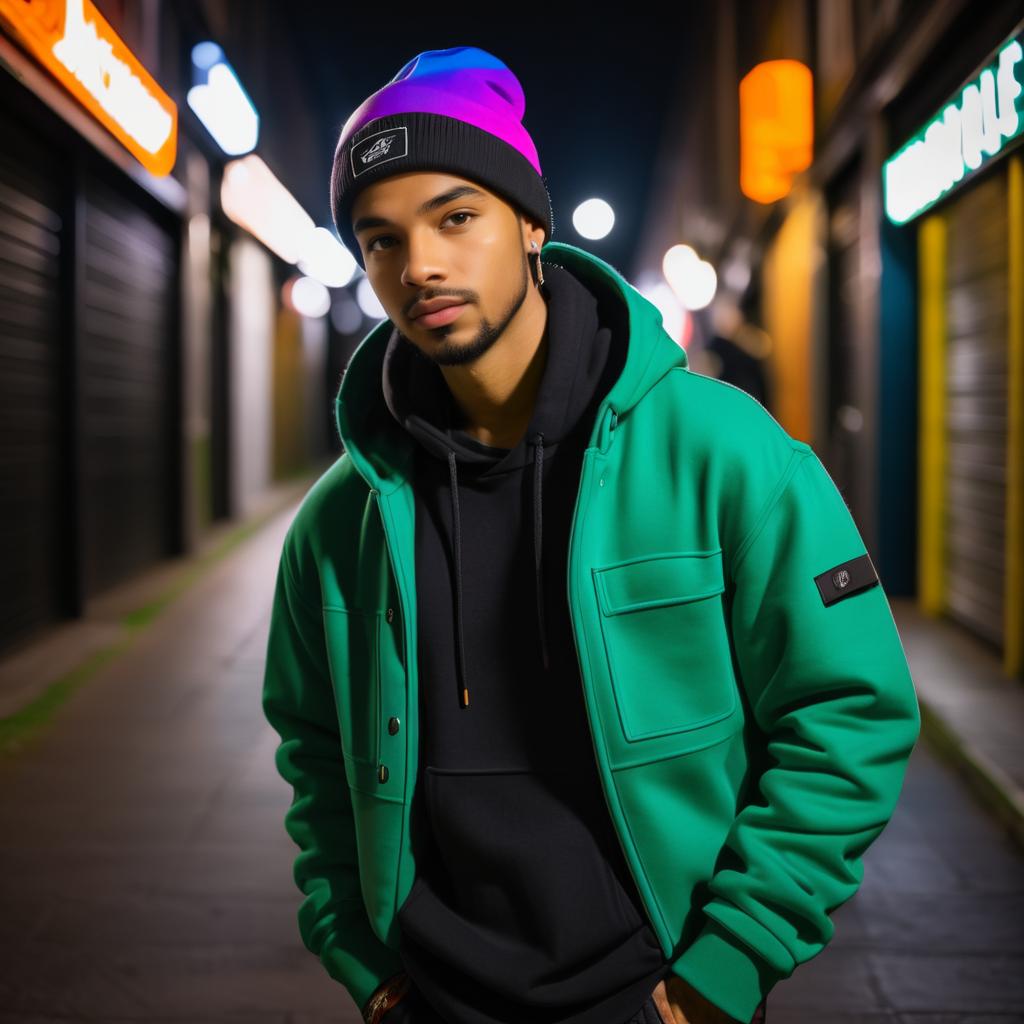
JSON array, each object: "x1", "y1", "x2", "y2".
[{"x1": 595, "y1": 549, "x2": 725, "y2": 616}]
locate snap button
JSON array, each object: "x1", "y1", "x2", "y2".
[
  {"x1": 378, "y1": 763, "x2": 389, "y2": 783},
  {"x1": 388, "y1": 717, "x2": 400, "y2": 735}
]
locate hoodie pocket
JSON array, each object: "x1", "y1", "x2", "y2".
[
  {"x1": 321, "y1": 607, "x2": 381, "y2": 767},
  {"x1": 593, "y1": 549, "x2": 737, "y2": 742}
]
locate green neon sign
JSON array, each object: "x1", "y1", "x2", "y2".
[{"x1": 883, "y1": 25, "x2": 1024, "y2": 224}]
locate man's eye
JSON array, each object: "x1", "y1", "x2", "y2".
[{"x1": 367, "y1": 212, "x2": 475, "y2": 254}]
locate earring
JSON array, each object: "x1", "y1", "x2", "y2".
[{"x1": 530, "y1": 240, "x2": 544, "y2": 287}]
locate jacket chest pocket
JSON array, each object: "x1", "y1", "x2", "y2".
[
  {"x1": 321, "y1": 607, "x2": 381, "y2": 767},
  {"x1": 593, "y1": 549, "x2": 737, "y2": 742}
]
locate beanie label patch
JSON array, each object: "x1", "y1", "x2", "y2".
[{"x1": 351, "y1": 125, "x2": 409, "y2": 177}]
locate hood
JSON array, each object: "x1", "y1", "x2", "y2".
[
  {"x1": 379, "y1": 259, "x2": 611, "y2": 474},
  {"x1": 378, "y1": 260, "x2": 617, "y2": 705},
  {"x1": 333, "y1": 240, "x2": 689, "y2": 710},
  {"x1": 335, "y1": 241, "x2": 689, "y2": 495}
]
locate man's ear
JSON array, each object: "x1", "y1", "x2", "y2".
[{"x1": 519, "y1": 211, "x2": 545, "y2": 251}]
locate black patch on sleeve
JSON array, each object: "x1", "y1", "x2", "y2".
[{"x1": 814, "y1": 552, "x2": 879, "y2": 607}]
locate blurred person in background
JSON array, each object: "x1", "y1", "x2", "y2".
[
  {"x1": 690, "y1": 297, "x2": 773, "y2": 409},
  {"x1": 262, "y1": 44, "x2": 920, "y2": 1024}
]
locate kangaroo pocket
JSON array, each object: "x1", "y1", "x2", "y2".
[{"x1": 397, "y1": 763, "x2": 663, "y2": 998}]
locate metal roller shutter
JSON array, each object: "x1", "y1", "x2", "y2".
[
  {"x1": 80, "y1": 170, "x2": 177, "y2": 599},
  {"x1": 943, "y1": 168, "x2": 1008, "y2": 650},
  {"x1": 0, "y1": 108, "x2": 66, "y2": 653}
]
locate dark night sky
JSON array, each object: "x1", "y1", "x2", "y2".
[{"x1": 285, "y1": 13, "x2": 707, "y2": 278}]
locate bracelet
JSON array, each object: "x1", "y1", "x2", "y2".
[{"x1": 363, "y1": 972, "x2": 411, "y2": 1024}]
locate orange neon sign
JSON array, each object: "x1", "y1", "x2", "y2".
[
  {"x1": 0, "y1": 0, "x2": 178, "y2": 175},
  {"x1": 739, "y1": 60, "x2": 813, "y2": 204}
]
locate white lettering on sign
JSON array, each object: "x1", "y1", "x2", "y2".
[
  {"x1": 884, "y1": 36, "x2": 1022, "y2": 224},
  {"x1": 51, "y1": 0, "x2": 173, "y2": 155}
]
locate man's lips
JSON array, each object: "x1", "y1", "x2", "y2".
[
  {"x1": 409, "y1": 297, "x2": 466, "y2": 319},
  {"x1": 411, "y1": 302, "x2": 469, "y2": 327}
]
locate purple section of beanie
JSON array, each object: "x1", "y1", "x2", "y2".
[{"x1": 338, "y1": 47, "x2": 542, "y2": 176}]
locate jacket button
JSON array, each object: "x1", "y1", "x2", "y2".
[
  {"x1": 388, "y1": 716, "x2": 400, "y2": 734},
  {"x1": 386, "y1": 608, "x2": 394, "y2": 623},
  {"x1": 378, "y1": 763, "x2": 389, "y2": 783}
]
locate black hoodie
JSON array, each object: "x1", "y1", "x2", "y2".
[{"x1": 380, "y1": 261, "x2": 671, "y2": 1024}]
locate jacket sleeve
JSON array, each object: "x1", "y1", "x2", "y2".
[
  {"x1": 262, "y1": 524, "x2": 406, "y2": 1014},
  {"x1": 671, "y1": 448, "x2": 922, "y2": 1023}
]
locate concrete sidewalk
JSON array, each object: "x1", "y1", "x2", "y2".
[
  {"x1": 0, "y1": 485, "x2": 344, "y2": 1023},
  {"x1": 889, "y1": 596, "x2": 1024, "y2": 852},
  {"x1": 0, "y1": 468, "x2": 325, "y2": 731},
  {"x1": 0, "y1": 481, "x2": 1021, "y2": 1021}
]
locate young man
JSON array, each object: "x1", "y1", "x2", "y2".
[{"x1": 262, "y1": 46, "x2": 921, "y2": 1024}]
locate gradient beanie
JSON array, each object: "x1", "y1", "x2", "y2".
[{"x1": 330, "y1": 46, "x2": 554, "y2": 270}]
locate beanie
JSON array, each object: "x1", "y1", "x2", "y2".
[{"x1": 330, "y1": 46, "x2": 554, "y2": 270}]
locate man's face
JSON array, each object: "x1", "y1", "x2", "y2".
[{"x1": 351, "y1": 172, "x2": 538, "y2": 367}]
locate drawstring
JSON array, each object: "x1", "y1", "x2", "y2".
[
  {"x1": 531, "y1": 432, "x2": 550, "y2": 672},
  {"x1": 447, "y1": 451, "x2": 470, "y2": 708},
  {"x1": 445, "y1": 432, "x2": 550, "y2": 710}
]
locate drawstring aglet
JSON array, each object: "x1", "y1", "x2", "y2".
[{"x1": 461, "y1": 687, "x2": 470, "y2": 707}]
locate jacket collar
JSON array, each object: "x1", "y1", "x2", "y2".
[{"x1": 334, "y1": 240, "x2": 689, "y2": 495}]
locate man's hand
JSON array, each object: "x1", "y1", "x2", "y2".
[{"x1": 651, "y1": 975, "x2": 738, "y2": 1024}]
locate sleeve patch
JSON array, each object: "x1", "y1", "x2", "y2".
[{"x1": 814, "y1": 553, "x2": 879, "y2": 607}]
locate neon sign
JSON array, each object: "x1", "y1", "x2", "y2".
[
  {"x1": 883, "y1": 26, "x2": 1023, "y2": 224},
  {"x1": 0, "y1": 0, "x2": 177, "y2": 175},
  {"x1": 739, "y1": 59, "x2": 814, "y2": 204}
]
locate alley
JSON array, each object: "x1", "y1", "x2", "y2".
[{"x1": 3, "y1": 2, "x2": 1024, "y2": 1021}]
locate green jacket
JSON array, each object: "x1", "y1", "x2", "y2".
[{"x1": 262, "y1": 240, "x2": 921, "y2": 1023}]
